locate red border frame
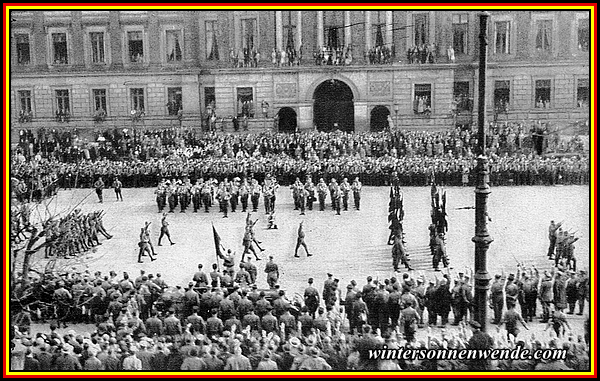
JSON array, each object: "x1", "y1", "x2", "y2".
[{"x1": 3, "y1": 2, "x2": 597, "y2": 378}]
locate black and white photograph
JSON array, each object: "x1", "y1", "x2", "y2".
[{"x1": 6, "y1": 5, "x2": 593, "y2": 375}]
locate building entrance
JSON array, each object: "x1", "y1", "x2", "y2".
[{"x1": 313, "y1": 79, "x2": 354, "y2": 132}]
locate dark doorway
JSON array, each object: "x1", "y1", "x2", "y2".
[
  {"x1": 370, "y1": 105, "x2": 390, "y2": 132},
  {"x1": 313, "y1": 79, "x2": 354, "y2": 132},
  {"x1": 278, "y1": 107, "x2": 297, "y2": 133}
]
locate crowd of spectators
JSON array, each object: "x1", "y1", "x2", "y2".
[
  {"x1": 9, "y1": 261, "x2": 590, "y2": 371},
  {"x1": 11, "y1": 125, "x2": 588, "y2": 203}
]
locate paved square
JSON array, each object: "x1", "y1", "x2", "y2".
[{"x1": 27, "y1": 185, "x2": 590, "y2": 298}]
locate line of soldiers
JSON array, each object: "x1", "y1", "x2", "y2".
[
  {"x1": 547, "y1": 220, "x2": 579, "y2": 271},
  {"x1": 429, "y1": 182, "x2": 449, "y2": 271},
  {"x1": 291, "y1": 177, "x2": 362, "y2": 215},
  {"x1": 12, "y1": 173, "x2": 59, "y2": 204},
  {"x1": 43, "y1": 210, "x2": 113, "y2": 259},
  {"x1": 388, "y1": 186, "x2": 411, "y2": 271},
  {"x1": 154, "y1": 175, "x2": 280, "y2": 217},
  {"x1": 489, "y1": 265, "x2": 589, "y2": 333}
]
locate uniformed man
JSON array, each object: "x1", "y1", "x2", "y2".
[
  {"x1": 193, "y1": 264, "x2": 209, "y2": 288},
  {"x1": 267, "y1": 211, "x2": 278, "y2": 229},
  {"x1": 294, "y1": 221, "x2": 312, "y2": 258},
  {"x1": 52, "y1": 281, "x2": 73, "y2": 328},
  {"x1": 157, "y1": 213, "x2": 175, "y2": 246},
  {"x1": 191, "y1": 179, "x2": 203, "y2": 213},
  {"x1": 221, "y1": 249, "x2": 236, "y2": 274},
  {"x1": 230, "y1": 177, "x2": 240, "y2": 213},
  {"x1": 566, "y1": 271, "x2": 579, "y2": 315},
  {"x1": 305, "y1": 178, "x2": 316, "y2": 211},
  {"x1": 179, "y1": 178, "x2": 191, "y2": 213},
  {"x1": 500, "y1": 303, "x2": 529, "y2": 342},
  {"x1": 328, "y1": 178, "x2": 338, "y2": 210},
  {"x1": 264, "y1": 256, "x2": 279, "y2": 288},
  {"x1": 298, "y1": 185, "x2": 308, "y2": 215},
  {"x1": 340, "y1": 178, "x2": 351, "y2": 211},
  {"x1": 239, "y1": 178, "x2": 250, "y2": 213},
  {"x1": 250, "y1": 179, "x2": 261, "y2": 212},
  {"x1": 138, "y1": 226, "x2": 156, "y2": 264},
  {"x1": 241, "y1": 227, "x2": 260, "y2": 262},
  {"x1": 244, "y1": 257, "x2": 258, "y2": 285},
  {"x1": 217, "y1": 183, "x2": 231, "y2": 218},
  {"x1": 112, "y1": 177, "x2": 123, "y2": 202},
  {"x1": 539, "y1": 273, "x2": 554, "y2": 323},
  {"x1": 304, "y1": 278, "x2": 320, "y2": 318},
  {"x1": 432, "y1": 233, "x2": 449, "y2": 271},
  {"x1": 505, "y1": 273, "x2": 519, "y2": 309},
  {"x1": 351, "y1": 177, "x2": 362, "y2": 210},
  {"x1": 576, "y1": 270, "x2": 588, "y2": 315},
  {"x1": 332, "y1": 182, "x2": 342, "y2": 215},
  {"x1": 201, "y1": 181, "x2": 212, "y2": 213},
  {"x1": 167, "y1": 181, "x2": 178, "y2": 213},
  {"x1": 521, "y1": 269, "x2": 539, "y2": 322},
  {"x1": 547, "y1": 220, "x2": 563, "y2": 258},
  {"x1": 317, "y1": 178, "x2": 328, "y2": 212},
  {"x1": 291, "y1": 178, "x2": 302, "y2": 211},
  {"x1": 94, "y1": 177, "x2": 104, "y2": 203},
  {"x1": 155, "y1": 180, "x2": 167, "y2": 213}
]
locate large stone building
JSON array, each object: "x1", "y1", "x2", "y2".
[{"x1": 9, "y1": 9, "x2": 590, "y2": 135}]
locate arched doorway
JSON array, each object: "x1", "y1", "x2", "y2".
[
  {"x1": 277, "y1": 107, "x2": 297, "y2": 133},
  {"x1": 313, "y1": 79, "x2": 354, "y2": 132},
  {"x1": 370, "y1": 105, "x2": 390, "y2": 132}
]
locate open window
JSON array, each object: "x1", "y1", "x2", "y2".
[
  {"x1": 52, "y1": 33, "x2": 68, "y2": 64},
  {"x1": 128, "y1": 31, "x2": 144, "y2": 62},
  {"x1": 16, "y1": 34, "x2": 31, "y2": 65},
  {"x1": 237, "y1": 87, "x2": 254, "y2": 118},
  {"x1": 413, "y1": 84, "x2": 432, "y2": 115},
  {"x1": 165, "y1": 30, "x2": 182, "y2": 62},
  {"x1": 494, "y1": 80, "x2": 510, "y2": 113},
  {"x1": 167, "y1": 87, "x2": 182, "y2": 115},
  {"x1": 534, "y1": 80, "x2": 551, "y2": 108}
]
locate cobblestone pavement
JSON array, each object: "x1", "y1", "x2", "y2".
[{"x1": 24, "y1": 185, "x2": 590, "y2": 338}]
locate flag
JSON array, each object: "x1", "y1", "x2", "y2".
[{"x1": 212, "y1": 224, "x2": 224, "y2": 261}]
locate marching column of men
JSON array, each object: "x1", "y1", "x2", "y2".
[
  {"x1": 153, "y1": 174, "x2": 362, "y2": 217},
  {"x1": 291, "y1": 177, "x2": 362, "y2": 216},
  {"x1": 39, "y1": 209, "x2": 113, "y2": 259}
]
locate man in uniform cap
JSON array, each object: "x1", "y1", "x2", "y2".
[
  {"x1": 467, "y1": 320, "x2": 494, "y2": 370},
  {"x1": 489, "y1": 274, "x2": 504, "y2": 325},
  {"x1": 304, "y1": 278, "x2": 320, "y2": 318},
  {"x1": 264, "y1": 256, "x2": 279, "y2": 289},
  {"x1": 576, "y1": 270, "x2": 589, "y2": 315},
  {"x1": 566, "y1": 270, "x2": 579, "y2": 315},
  {"x1": 294, "y1": 221, "x2": 312, "y2": 257}
]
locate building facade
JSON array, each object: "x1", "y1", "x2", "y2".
[{"x1": 10, "y1": 10, "x2": 590, "y2": 136}]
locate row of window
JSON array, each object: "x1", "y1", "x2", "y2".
[
  {"x1": 492, "y1": 79, "x2": 590, "y2": 113},
  {"x1": 15, "y1": 78, "x2": 589, "y2": 120},
  {"x1": 16, "y1": 88, "x2": 182, "y2": 118},
  {"x1": 13, "y1": 13, "x2": 589, "y2": 66}
]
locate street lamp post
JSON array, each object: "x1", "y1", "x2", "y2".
[
  {"x1": 394, "y1": 103, "x2": 399, "y2": 131},
  {"x1": 472, "y1": 11, "x2": 493, "y2": 332}
]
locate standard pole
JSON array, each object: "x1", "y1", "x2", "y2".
[{"x1": 472, "y1": 11, "x2": 493, "y2": 332}]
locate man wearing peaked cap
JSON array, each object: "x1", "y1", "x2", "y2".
[{"x1": 304, "y1": 278, "x2": 320, "y2": 318}]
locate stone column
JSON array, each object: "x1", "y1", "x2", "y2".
[
  {"x1": 354, "y1": 101, "x2": 368, "y2": 132},
  {"x1": 297, "y1": 11, "x2": 302, "y2": 50},
  {"x1": 317, "y1": 11, "x2": 324, "y2": 48},
  {"x1": 276, "y1": 11, "x2": 283, "y2": 51},
  {"x1": 298, "y1": 103, "x2": 313, "y2": 131},
  {"x1": 386, "y1": 11, "x2": 393, "y2": 46},
  {"x1": 365, "y1": 11, "x2": 372, "y2": 51},
  {"x1": 345, "y1": 11, "x2": 351, "y2": 46}
]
